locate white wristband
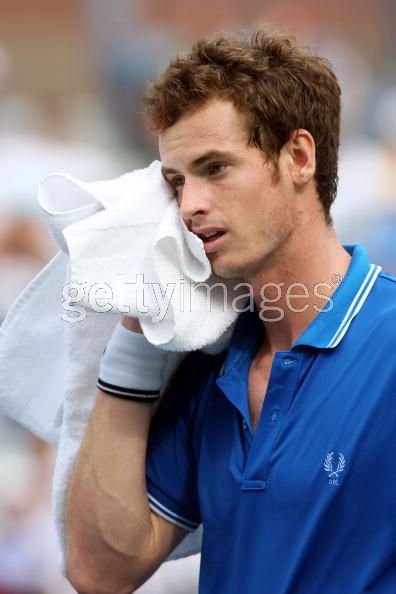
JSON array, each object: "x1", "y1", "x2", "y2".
[{"x1": 97, "y1": 321, "x2": 167, "y2": 402}]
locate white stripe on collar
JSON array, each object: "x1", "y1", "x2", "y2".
[{"x1": 326, "y1": 264, "x2": 382, "y2": 348}]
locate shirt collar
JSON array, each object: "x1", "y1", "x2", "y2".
[
  {"x1": 294, "y1": 244, "x2": 381, "y2": 349},
  {"x1": 222, "y1": 243, "x2": 381, "y2": 371},
  {"x1": 217, "y1": 244, "x2": 381, "y2": 422}
]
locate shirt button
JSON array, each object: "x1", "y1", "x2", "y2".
[
  {"x1": 242, "y1": 418, "x2": 247, "y2": 430},
  {"x1": 283, "y1": 357, "x2": 295, "y2": 366},
  {"x1": 271, "y1": 410, "x2": 278, "y2": 423}
]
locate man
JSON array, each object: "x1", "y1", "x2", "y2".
[{"x1": 65, "y1": 28, "x2": 396, "y2": 594}]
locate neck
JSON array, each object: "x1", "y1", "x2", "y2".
[{"x1": 245, "y1": 221, "x2": 351, "y2": 354}]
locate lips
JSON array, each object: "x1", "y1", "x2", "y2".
[
  {"x1": 192, "y1": 227, "x2": 226, "y2": 243},
  {"x1": 199, "y1": 231, "x2": 226, "y2": 243},
  {"x1": 191, "y1": 227, "x2": 227, "y2": 254}
]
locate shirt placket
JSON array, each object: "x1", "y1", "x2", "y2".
[{"x1": 241, "y1": 352, "x2": 302, "y2": 491}]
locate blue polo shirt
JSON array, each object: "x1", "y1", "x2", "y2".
[{"x1": 146, "y1": 244, "x2": 396, "y2": 594}]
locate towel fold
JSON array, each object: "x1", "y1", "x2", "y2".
[
  {"x1": 0, "y1": 160, "x2": 241, "y2": 568},
  {"x1": 52, "y1": 161, "x2": 239, "y2": 351}
]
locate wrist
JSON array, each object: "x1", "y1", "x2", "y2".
[{"x1": 97, "y1": 321, "x2": 166, "y2": 402}]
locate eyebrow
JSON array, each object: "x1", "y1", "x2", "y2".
[{"x1": 161, "y1": 150, "x2": 234, "y2": 177}]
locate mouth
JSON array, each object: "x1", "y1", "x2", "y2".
[
  {"x1": 197, "y1": 230, "x2": 226, "y2": 244},
  {"x1": 193, "y1": 229, "x2": 227, "y2": 254}
]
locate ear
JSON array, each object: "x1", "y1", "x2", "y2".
[{"x1": 284, "y1": 129, "x2": 316, "y2": 187}]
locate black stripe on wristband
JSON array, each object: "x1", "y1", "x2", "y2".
[{"x1": 97, "y1": 378, "x2": 160, "y2": 401}]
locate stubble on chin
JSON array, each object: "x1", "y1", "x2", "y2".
[{"x1": 210, "y1": 257, "x2": 246, "y2": 281}]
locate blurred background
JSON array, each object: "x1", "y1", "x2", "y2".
[{"x1": 0, "y1": 0, "x2": 396, "y2": 592}]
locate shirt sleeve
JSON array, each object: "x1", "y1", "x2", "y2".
[{"x1": 145, "y1": 353, "x2": 203, "y2": 532}]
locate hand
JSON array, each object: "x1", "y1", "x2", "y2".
[{"x1": 121, "y1": 316, "x2": 143, "y2": 334}]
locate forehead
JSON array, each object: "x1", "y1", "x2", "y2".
[{"x1": 159, "y1": 98, "x2": 249, "y2": 167}]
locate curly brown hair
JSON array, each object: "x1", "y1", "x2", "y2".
[{"x1": 143, "y1": 27, "x2": 341, "y2": 225}]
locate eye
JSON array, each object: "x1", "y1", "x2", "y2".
[
  {"x1": 171, "y1": 175, "x2": 185, "y2": 188},
  {"x1": 208, "y1": 163, "x2": 228, "y2": 176}
]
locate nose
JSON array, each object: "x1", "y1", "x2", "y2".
[{"x1": 179, "y1": 178, "x2": 211, "y2": 227}]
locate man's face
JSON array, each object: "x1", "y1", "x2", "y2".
[{"x1": 159, "y1": 98, "x2": 297, "y2": 280}]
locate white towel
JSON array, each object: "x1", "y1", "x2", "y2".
[
  {"x1": 45, "y1": 161, "x2": 238, "y2": 350},
  {"x1": 0, "y1": 161, "x2": 242, "y2": 569}
]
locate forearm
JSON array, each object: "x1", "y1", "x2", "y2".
[{"x1": 65, "y1": 391, "x2": 155, "y2": 591}]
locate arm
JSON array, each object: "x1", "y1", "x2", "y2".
[{"x1": 65, "y1": 317, "x2": 187, "y2": 594}]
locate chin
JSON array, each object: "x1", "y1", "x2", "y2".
[{"x1": 210, "y1": 257, "x2": 245, "y2": 280}]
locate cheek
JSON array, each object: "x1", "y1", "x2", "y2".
[{"x1": 243, "y1": 183, "x2": 270, "y2": 225}]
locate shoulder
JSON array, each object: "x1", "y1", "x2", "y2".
[
  {"x1": 376, "y1": 270, "x2": 396, "y2": 288},
  {"x1": 157, "y1": 349, "x2": 226, "y2": 418},
  {"x1": 370, "y1": 270, "x2": 396, "y2": 314},
  {"x1": 169, "y1": 350, "x2": 225, "y2": 391},
  {"x1": 376, "y1": 269, "x2": 396, "y2": 285},
  {"x1": 361, "y1": 270, "x2": 396, "y2": 346}
]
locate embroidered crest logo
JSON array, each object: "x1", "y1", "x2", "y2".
[{"x1": 323, "y1": 452, "x2": 346, "y2": 485}]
